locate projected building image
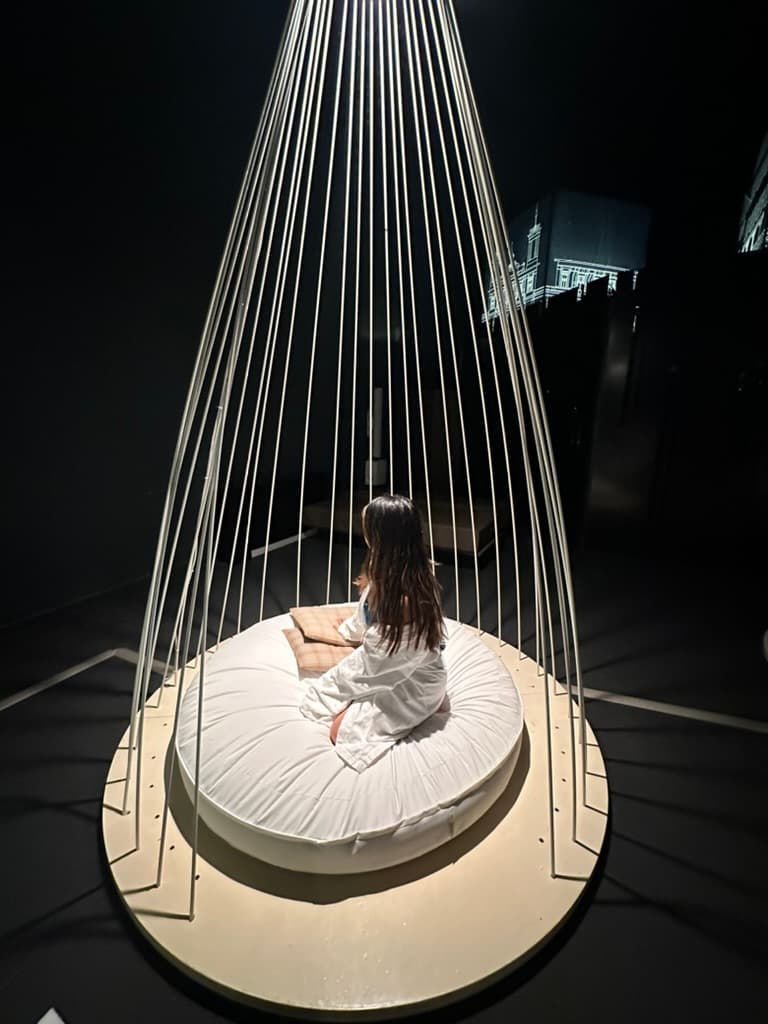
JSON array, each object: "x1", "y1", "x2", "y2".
[
  {"x1": 483, "y1": 189, "x2": 651, "y2": 317},
  {"x1": 737, "y1": 132, "x2": 767, "y2": 253}
]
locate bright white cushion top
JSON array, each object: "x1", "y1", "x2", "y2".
[{"x1": 175, "y1": 614, "x2": 524, "y2": 863}]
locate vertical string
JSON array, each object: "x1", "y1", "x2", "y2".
[
  {"x1": 122, "y1": 0, "x2": 308, "y2": 817},
  {"x1": 391, "y1": 0, "x2": 434, "y2": 562},
  {"x1": 378, "y1": 0, "x2": 394, "y2": 495},
  {"x1": 347, "y1": 0, "x2": 368, "y2": 599},
  {"x1": 260, "y1": 0, "x2": 335, "y2": 620},
  {"x1": 417, "y1": 0, "x2": 502, "y2": 638},
  {"x1": 148, "y1": 408, "x2": 220, "y2": 857},
  {"x1": 400, "y1": 0, "x2": 461, "y2": 614},
  {"x1": 368, "y1": 0, "x2": 375, "y2": 507},
  {"x1": 326, "y1": 0, "x2": 360, "y2": 603},
  {"x1": 121, "y1": 2, "x2": 309, "y2": 815},
  {"x1": 297, "y1": 0, "x2": 351, "y2": 606},
  {"x1": 440, "y1": 0, "x2": 562, "y2": 872},
  {"x1": 212, "y1": 0, "x2": 308, "y2": 643},
  {"x1": 234, "y1": 0, "x2": 322, "y2": 632},
  {"x1": 442, "y1": 0, "x2": 584, "y2": 811},
  {"x1": 404, "y1": 0, "x2": 481, "y2": 627},
  {"x1": 385, "y1": 0, "x2": 413, "y2": 500},
  {"x1": 189, "y1": 407, "x2": 224, "y2": 919}
]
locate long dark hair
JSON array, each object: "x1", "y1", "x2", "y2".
[{"x1": 360, "y1": 494, "x2": 443, "y2": 654}]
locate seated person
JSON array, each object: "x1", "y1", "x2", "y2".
[{"x1": 299, "y1": 494, "x2": 447, "y2": 772}]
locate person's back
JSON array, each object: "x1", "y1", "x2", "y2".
[{"x1": 299, "y1": 494, "x2": 447, "y2": 771}]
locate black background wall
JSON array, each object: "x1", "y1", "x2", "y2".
[
  {"x1": 3, "y1": 0, "x2": 765, "y2": 627},
  {"x1": 2, "y1": 2, "x2": 287, "y2": 626}
]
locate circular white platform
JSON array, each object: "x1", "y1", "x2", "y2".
[
  {"x1": 102, "y1": 627, "x2": 609, "y2": 1017},
  {"x1": 174, "y1": 615, "x2": 524, "y2": 874}
]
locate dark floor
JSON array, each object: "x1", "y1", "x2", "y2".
[{"x1": 0, "y1": 535, "x2": 766, "y2": 1024}]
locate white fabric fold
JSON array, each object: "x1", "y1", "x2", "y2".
[{"x1": 299, "y1": 591, "x2": 447, "y2": 771}]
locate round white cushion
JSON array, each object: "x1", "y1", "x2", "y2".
[{"x1": 175, "y1": 614, "x2": 524, "y2": 874}]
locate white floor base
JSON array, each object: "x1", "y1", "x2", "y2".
[{"x1": 102, "y1": 634, "x2": 609, "y2": 1018}]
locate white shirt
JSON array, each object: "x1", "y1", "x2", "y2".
[{"x1": 299, "y1": 589, "x2": 448, "y2": 772}]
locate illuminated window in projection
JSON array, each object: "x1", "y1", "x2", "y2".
[
  {"x1": 554, "y1": 260, "x2": 624, "y2": 295},
  {"x1": 482, "y1": 189, "x2": 651, "y2": 319},
  {"x1": 738, "y1": 133, "x2": 768, "y2": 253}
]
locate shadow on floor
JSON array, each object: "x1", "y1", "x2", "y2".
[{"x1": 164, "y1": 729, "x2": 531, "y2": 905}]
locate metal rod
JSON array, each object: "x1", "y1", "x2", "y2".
[
  {"x1": 260, "y1": 0, "x2": 335, "y2": 621},
  {"x1": 443, "y1": 0, "x2": 585, "y2": 810},
  {"x1": 437, "y1": 0, "x2": 521, "y2": 649},
  {"x1": 212, "y1": 1, "x2": 309, "y2": 644},
  {"x1": 411, "y1": 0, "x2": 493, "y2": 631},
  {"x1": 326, "y1": 0, "x2": 360, "y2": 604},
  {"x1": 401, "y1": 0, "x2": 463, "y2": 611},
  {"x1": 205, "y1": 1, "x2": 312, "y2": 645},
  {"x1": 368, "y1": 0, "x2": 375, "y2": 508},
  {"x1": 235, "y1": 0, "x2": 326, "y2": 624},
  {"x1": 230, "y1": 2, "x2": 318, "y2": 634},
  {"x1": 346, "y1": 0, "x2": 367, "y2": 600},
  {"x1": 125, "y1": 1, "x2": 312, "y2": 800},
  {"x1": 385, "y1": 0, "x2": 414, "y2": 502},
  {"x1": 378, "y1": 0, "x2": 394, "y2": 496},
  {"x1": 423, "y1": 0, "x2": 512, "y2": 643},
  {"x1": 153, "y1": 420, "x2": 220, "y2": 867},
  {"x1": 441, "y1": 0, "x2": 574, "y2": 853},
  {"x1": 189, "y1": 408, "x2": 224, "y2": 920},
  {"x1": 437, "y1": 0, "x2": 540, "y2": 659},
  {"x1": 296, "y1": 0, "x2": 351, "y2": 606}
]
